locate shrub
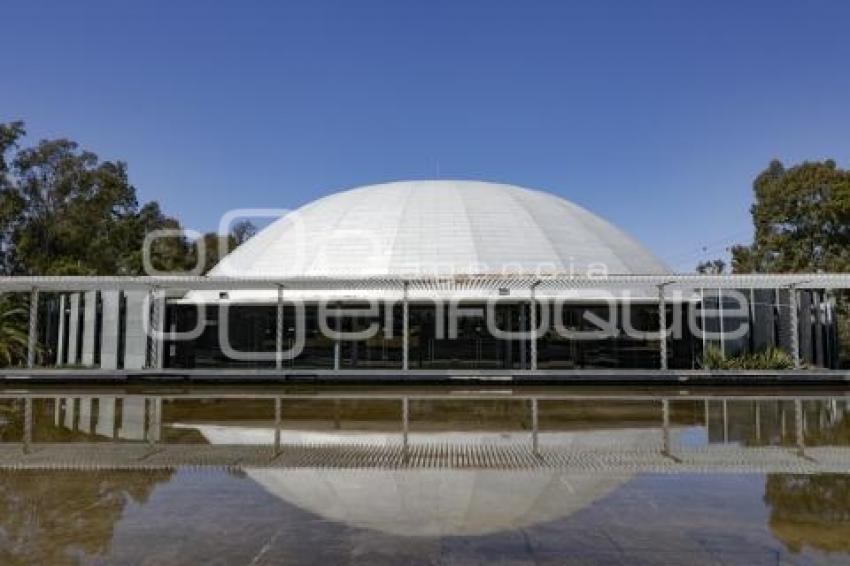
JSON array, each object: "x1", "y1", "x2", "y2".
[{"x1": 700, "y1": 345, "x2": 795, "y2": 370}]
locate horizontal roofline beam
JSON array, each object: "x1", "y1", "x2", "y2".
[{"x1": 1, "y1": 273, "x2": 850, "y2": 292}]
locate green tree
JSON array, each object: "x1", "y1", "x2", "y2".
[
  {"x1": 731, "y1": 159, "x2": 850, "y2": 366},
  {"x1": 731, "y1": 160, "x2": 850, "y2": 273},
  {"x1": 0, "y1": 121, "x2": 192, "y2": 276},
  {"x1": 0, "y1": 296, "x2": 29, "y2": 366},
  {"x1": 696, "y1": 258, "x2": 726, "y2": 274},
  {"x1": 193, "y1": 219, "x2": 257, "y2": 274}
]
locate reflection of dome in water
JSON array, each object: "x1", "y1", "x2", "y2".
[
  {"x1": 188, "y1": 425, "x2": 651, "y2": 536},
  {"x1": 247, "y1": 468, "x2": 628, "y2": 537}
]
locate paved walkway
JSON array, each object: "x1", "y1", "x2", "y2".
[{"x1": 1, "y1": 442, "x2": 847, "y2": 473}]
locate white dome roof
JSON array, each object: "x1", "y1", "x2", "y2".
[{"x1": 210, "y1": 180, "x2": 669, "y2": 278}]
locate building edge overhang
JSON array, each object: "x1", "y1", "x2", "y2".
[{"x1": 0, "y1": 273, "x2": 849, "y2": 293}]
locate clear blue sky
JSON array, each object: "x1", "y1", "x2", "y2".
[{"x1": 3, "y1": 0, "x2": 849, "y2": 271}]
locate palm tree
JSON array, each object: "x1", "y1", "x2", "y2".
[{"x1": 0, "y1": 298, "x2": 30, "y2": 367}]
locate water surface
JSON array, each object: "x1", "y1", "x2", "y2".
[{"x1": 1, "y1": 385, "x2": 850, "y2": 564}]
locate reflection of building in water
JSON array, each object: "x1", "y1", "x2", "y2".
[
  {"x1": 704, "y1": 399, "x2": 850, "y2": 446},
  {"x1": 52, "y1": 396, "x2": 161, "y2": 442},
  {"x1": 39, "y1": 393, "x2": 691, "y2": 536},
  {"x1": 7, "y1": 391, "x2": 850, "y2": 552},
  {"x1": 35, "y1": 394, "x2": 850, "y2": 453},
  {"x1": 250, "y1": 469, "x2": 630, "y2": 537},
  {"x1": 187, "y1": 419, "x2": 659, "y2": 536}
]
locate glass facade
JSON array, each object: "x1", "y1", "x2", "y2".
[{"x1": 166, "y1": 301, "x2": 700, "y2": 370}]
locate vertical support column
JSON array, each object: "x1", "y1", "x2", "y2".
[
  {"x1": 813, "y1": 291, "x2": 824, "y2": 368},
  {"x1": 27, "y1": 287, "x2": 39, "y2": 368},
  {"x1": 100, "y1": 290, "x2": 120, "y2": 370},
  {"x1": 722, "y1": 399, "x2": 729, "y2": 443},
  {"x1": 661, "y1": 399, "x2": 671, "y2": 455},
  {"x1": 531, "y1": 398, "x2": 539, "y2": 455},
  {"x1": 700, "y1": 288, "x2": 707, "y2": 355},
  {"x1": 795, "y1": 398, "x2": 805, "y2": 456},
  {"x1": 149, "y1": 289, "x2": 165, "y2": 370},
  {"x1": 402, "y1": 282, "x2": 409, "y2": 371},
  {"x1": 773, "y1": 288, "x2": 781, "y2": 347},
  {"x1": 658, "y1": 285, "x2": 668, "y2": 370},
  {"x1": 828, "y1": 290, "x2": 839, "y2": 368},
  {"x1": 152, "y1": 397, "x2": 162, "y2": 443},
  {"x1": 124, "y1": 290, "x2": 147, "y2": 370},
  {"x1": 530, "y1": 281, "x2": 540, "y2": 371},
  {"x1": 67, "y1": 293, "x2": 81, "y2": 365},
  {"x1": 401, "y1": 396, "x2": 409, "y2": 453},
  {"x1": 755, "y1": 402, "x2": 761, "y2": 443},
  {"x1": 56, "y1": 294, "x2": 67, "y2": 366},
  {"x1": 81, "y1": 290, "x2": 97, "y2": 366},
  {"x1": 519, "y1": 304, "x2": 528, "y2": 367},
  {"x1": 274, "y1": 397, "x2": 282, "y2": 455},
  {"x1": 824, "y1": 290, "x2": 835, "y2": 368},
  {"x1": 789, "y1": 286, "x2": 801, "y2": 369},
  {"x1": 748, "y1": 287, "x2": 756, "y2": 354},
  {"x1": 275, "y1": 286, "x2": 284, "y2": 370},
  {"x1": 718, "y1": 288, "x2": 726, "y2": 357},
  {"x1": 333, "y1": 302, "x2": 341, "y2": 371},
  {"x1": 145, "y1": 398, "x2": 159, "y2": 445},
  {"x1": 23, "y1": 397, "x2": 32, "y2": 454}
]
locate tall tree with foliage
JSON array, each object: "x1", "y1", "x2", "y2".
[
  {"x1": 731, "y1": 160, "x2": 850, "y2": 273},
  {"x1": 731, "y1": 159, "x2": 850, "y2": 368},
  {"x1": 696, "y1": 259, "x2": 726, "y2": 274},
  {"x1": 0, "y1": 121, "x2": 192, "y2": 276},
  {"x1": 194, "y1": 219, "x2": 258, "y2": 274}
]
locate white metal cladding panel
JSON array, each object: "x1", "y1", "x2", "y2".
[
  {"x1": 123, "y1": 291, "x2": 147, "y2": 370},
  {"x1": 78, "y1": 397, "x2": 92, "y2": 433},
  {"x1": 66, "y1": 293, "x2": 80, "y2": 364},
  {"x1": 118, "y1": 397, "x2": 146, "y2": 440},
  {"x1": 81, "y1": 290, "x2": 97, "y2": 366},
  {"x1": 389, "y1": 182, "x2": 478, "y2": 275},
  {"x1": 307, "y1": 183, "x2": 411, "y2": 275},
  {"x1": 100, "y1": 290, "x2": 120, "y2": 370},
  {"x1": 96, "y1": 397, "x2": 116, "y2": 437},
  {"x1": 459, "y1": 182, "x2": 570, "y2": 272},
  {"x1": 534, "y1": 192, "x2": 671, "y2": 275},
  {"x1": 56, "y1": 294, "x2": 66, "y2": 364}
]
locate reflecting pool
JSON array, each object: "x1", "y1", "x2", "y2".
[{"x1": 2, "y1": 385, "x2": 850, "y2": 564}]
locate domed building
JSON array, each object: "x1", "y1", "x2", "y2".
[
  {"x1": 9, "y1": 179, "x2": 844, "y2": 375},
  {"x1": 169, "y1": 181, "x2": 700, "y2": 371}
]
